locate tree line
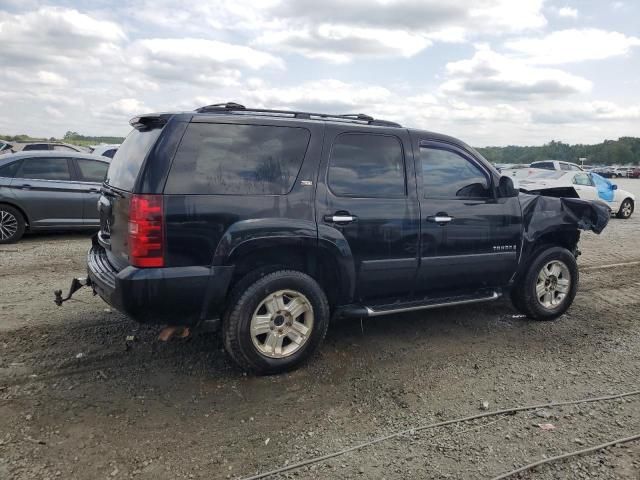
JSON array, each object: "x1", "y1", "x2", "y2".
[
  {"x1": 477, "y1": 137, "x2": 640, "y2": 166},
  {"x1": 0, "y1": 131, "x2": 125, "y2": 147}
]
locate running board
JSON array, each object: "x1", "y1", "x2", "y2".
[{"x1": 340, "y1": 291, "x2": 501, "y2": 318}]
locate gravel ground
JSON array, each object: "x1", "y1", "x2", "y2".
[{"x1": 1, "y1": 180, "x2": 639, "y2": 480}]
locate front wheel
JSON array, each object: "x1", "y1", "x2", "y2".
[
  {"x1": 511, "y1": 247, "x2": 578, "y2": 320},
  {"x1": 222, "y1": 270, "x2": 330, "y2": 375},
  {"x1": 616, "y1": 199, "x2": 634, "y2": 219}
]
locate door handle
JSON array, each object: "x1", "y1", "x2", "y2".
[
  {"x1": 87, "y1": 188, "x2": 100, "y2": 193},
  {"x1": 324, "y1": 214, "x2": 357, "y2": 224},
  {"x1": 19, "y1": 184, "x2": 32, "y2": 190},
  {"x1": 427, "y1": 215, "x2": 453, "y2": 224}
]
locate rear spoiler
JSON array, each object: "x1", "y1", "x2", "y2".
[{"x1": 129, "y1": 113, "x2": 173, "y2": 131}]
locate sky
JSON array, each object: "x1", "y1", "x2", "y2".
[{"x1": 0, "y1": 0, "x2": 638, "y2": 146}]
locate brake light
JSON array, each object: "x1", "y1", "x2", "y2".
[{"x1": 128, "y1": 194, "x2": 164, "y2": 267}]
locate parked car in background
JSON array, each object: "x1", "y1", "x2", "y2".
[
  {"x1": 519, "y1": 170, "x2": 635, "y2": 219},
  {"x1": 630, "y1": 167, "x2": 640, "y2": 179},
  {"x1": 56, "y1": 103, "x2": 610, "y2": 374},
  {"x1": 89, "y1": 144, "x2": 119, "y2": 158},
  {"x1": 0, "y1": 151, "x2": 110, "y2": 243},
  {"x1": 0, "y1": 141, "x2": 13, "y2": 155},
  {"x1": 530, "y1": 160, "x2": 584, "y2": 171},
  {"x1": 1, "y1": 141, "x2": 88, "y2": 154},
  {"x1": 501, "y1": 160, "x2": 584, "y2": 182}
]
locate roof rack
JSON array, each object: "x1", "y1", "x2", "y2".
[{"x1": 194, "y1": 102, "x2": 401, "y2": 128}]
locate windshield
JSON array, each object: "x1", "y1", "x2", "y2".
[{"x1": 105, "y1": 127, "x2": 162, "y2": 191}]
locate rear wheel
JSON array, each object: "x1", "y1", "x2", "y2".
[
  {"x1": 616, "y1": 198, "x2": 634, "y2": 219},
  {"x1": 511, "y1": 246, "x2": 578, "y2": 320},
  {"x1": 0, "y1": 205, "x2": 25, "y2": 244},
  {"x1": 222, "y1": 270, "x2": 330, "y2": 375}
]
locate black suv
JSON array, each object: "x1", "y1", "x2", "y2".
[{"x1": 57, "y1": 103, "x2": 608, "y2": 374}]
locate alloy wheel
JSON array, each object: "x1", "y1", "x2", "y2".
[
  {"x1": 250, "y1": 289, "x2": 314, "y2": 358},
  {"x1": 0, "y1": 209, "x2": 18, "y2": 241},
  {"x1": 536, "y1": 260, "x2": 571, "y2": 309},
  {"x1": 621, "y1": 201, "x2": 633, "y2": 218}
]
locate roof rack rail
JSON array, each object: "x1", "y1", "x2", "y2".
[{"x1": 194, "y1": 102, "x2": 401, "y2": 127}]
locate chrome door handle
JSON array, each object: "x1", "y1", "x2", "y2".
[
  {"x1": 324, "y1": 214, "x2": 357, "y2": 223},
  {"x1": 427, "y1": 215, "x2": 453, "y2": 223}
]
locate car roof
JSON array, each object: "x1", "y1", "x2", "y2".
[{"x1": 0, "y1": 150, "x2": 110, "y2": 163}]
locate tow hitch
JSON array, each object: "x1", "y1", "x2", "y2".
[{"x1": 54, "y1": 277, "x2": 92, "y2": 306}]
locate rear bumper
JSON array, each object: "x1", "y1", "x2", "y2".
[{"x1": 87, "y1": 238, "x2": 234, "y2": 325}]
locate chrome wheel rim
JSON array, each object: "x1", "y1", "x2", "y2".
[
  {"x1": 536, "y1": 260, "x2": 571, "y2": 309},
  {"x1": 250, "y1": 289, "x2": 314, "y2": 359},
  {"x1": 621, "y1": 201, "x2": 632, "y2": 217},
  {"x1": 0, "y1": 210, "x2": 18, "y2": 240}
]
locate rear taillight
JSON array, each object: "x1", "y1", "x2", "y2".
[{"x1": 128, "y1": 194, "x2": 164, "y2": 267}]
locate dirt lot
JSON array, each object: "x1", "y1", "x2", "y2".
[{"x1": 1, "y1": 180, "x2": 639, "y2": 480}]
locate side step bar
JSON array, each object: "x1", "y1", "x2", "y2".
[{"x1": 340, "y1": 291, "x2": 501, "y2": 318}]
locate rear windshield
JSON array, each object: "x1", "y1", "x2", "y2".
[
  {"x1": 106, "y1": 128, "x2": 162, "y2": 191},
  {"x1": 165, "y1": 123, "x2": 310, "y2": 195}
]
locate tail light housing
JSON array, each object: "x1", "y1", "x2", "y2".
[{"x1": 128, "y1": 194, "x2": 164, "y2": 267}]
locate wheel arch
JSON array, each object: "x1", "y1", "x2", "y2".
[{"x1": 213, "y1": 219, "x2": 356, "y2": 307}]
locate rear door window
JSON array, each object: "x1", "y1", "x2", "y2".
[
  {"x1": 76, "y1": 159, "x2": 109, "y2": 182},
  {"x1": 18, "y1": 157, "x2": 72, "y2": 181},
  {"x1": 165, "y1": 123, "x2": 310, "y2": 195},
  {"x1": 327, "y1": 133, "x2": 406, "y2": 197},
  {"x1": 106, "y1": 128, "x2": 162, "y2": 191}
]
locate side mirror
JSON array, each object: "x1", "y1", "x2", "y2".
[
  {"x1": 612, "y1": 184, "x2": 618, "y2": 190},
  {"x1": 498, "y1": 176, "x2": 518, "y2": 198}
]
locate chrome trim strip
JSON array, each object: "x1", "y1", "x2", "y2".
[{"x1": 364, "y1": 291, "x2": 500, "y2": 317}]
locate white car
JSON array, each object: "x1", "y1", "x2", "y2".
[
  {"x1": 89, "y1": 144, "x2": 119, "y2": 158},
  {"x1": 502, "y1": 160, "x2": 583, "y2": 181},
  {"x1": 519, "y1": 170, "x2": 635, "y2": 219}
]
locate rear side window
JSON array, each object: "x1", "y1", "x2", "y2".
[
  {"x1": 0, "y1": 160, "x2": 21, "y2": 178},
  {"x1": 420, "y1": 147, "x2": 489, "y2": 198},
  {"x1": 328, "y1": 133, "x2": 405, "y2": 197},
  {"x1": 573, "y1": 173, "x2": 593, "y2": 186},
  {"x1": 106, "y1": 128, "x2": 162, "y2": 191},
  {"x1": 532, "y1": 161, "x2": 554, "y2": 170},
  {"x1": 23, "y1": 144, "x2": 50, "y2": 151},
  {"x1": 165, "y1": 123, "x2": 310, "y2": 195},
  {"x1": 18, "y1": 157, "x2": 71, "y2": 180},
  {"x1": 102, "y1": 149, "x2": 117, "y2": 159},
  {"x1": 77, "y1": 159, "x2": 109, "y2": 182}
]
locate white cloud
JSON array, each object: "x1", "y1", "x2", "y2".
[
  {"x1": 44, "y1": 106, "x2": 65, "y2": 119},
  {"x1": 253, "y1": 0, "x2": 547, "y2": 61},
  {"x1": 556, "y1": 7, "x2": 578, "y2": 18},
  {"x1": 129, "y1": 38, "x2": 282, "y2": 85},
  {"x1": 531, "y1": 101, "x2": 640, "y2": 124},
  {"x1": 0, "y1": 7, "x2": 125, "y2": 67},
  {"x1": 243, "y1": 79, "x2": 393, "y2": 111},
  {"x1": 506, "y1": 29, "x2": 640, "y2": 64},
  {"x1": 257, "y1": 25, "x2": 431, "y2": 63},
  {"x1": 441, "y1": 45, "x2": 591, "y2": 99}
]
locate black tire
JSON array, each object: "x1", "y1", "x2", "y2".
[
  {"x1": 511, "y1": 246, "x2": 578, "y2": 321},
  {"x1": 0, "y1": 204, "x2": 26, "y2": 244},
  {"x1": 222, "y1": 270, "x2": 330, "y2": 375},
  {"x1": 616, "y1": 198, "x2": 634, "y2": 219}
]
